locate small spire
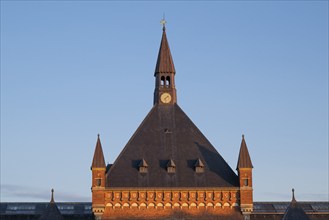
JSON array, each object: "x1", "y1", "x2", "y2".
[
  {"x1": 292, "y1": 188, "x2": 297, "y2": 204},
  {"x1": 236, "y1": 135, "x2": 253, "y2": 169},
  {"x1": 50, "y1": 188, "x2": 54, "y2": 203},
  {"x1": 91, "y1": 134, "x2": 106, "y2": 168}
]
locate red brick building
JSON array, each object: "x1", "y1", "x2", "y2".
[{"x1": 91, "y1": 22, "x2": 254, "y2": 220}]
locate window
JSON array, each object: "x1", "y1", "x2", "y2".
[
  {"x1": 161, "y1": 76, "x2": 165, "y2": 87},
  {"x1": 195, "y1": 158, "x2": 205, "y2": 173},
  {"x1": 139, "y1": 159, "x2": 148, "y2": 173},
  {"x1": 167, "y1": 159, "x2": 176, "y2": 173},
  {"x1": 166, "y1": 76, "x2": 171, "y2": 87},
  {"x1": 96, "y1": 178, "x2": 101, "y2": 186},
  {"x1": 243, "y1": 179, "x2": 249, "y2": 186},
  {"x1": 195, "y1": 166, "x2": 204, "y2": 173}
]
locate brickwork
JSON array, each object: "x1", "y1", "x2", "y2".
[
  {"x1": 103, "y1": 205, "x2": 244, "y2": 220},
  {"x1": 91, "y1": 188, "x2": 246, "y2": 219},
  {"x1": 238, "y1": 168, "x2": 253, "y2": 213}
]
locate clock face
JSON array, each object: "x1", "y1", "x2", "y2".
[{"x1": 160, "y1": 93, "x2": 172, "y2": 103}]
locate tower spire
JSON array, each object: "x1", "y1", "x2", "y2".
[
  {"x1": 154, "y1": 19, "x2": 177, "y2": 105},
  {"x1": 154, "y1": 19, "x2": 175, "y2": 75},
  {"x1": 91, "y1": 134, "x2": 106, "y2": 168},
  {"x1": 237, "y1": 134, "x2": 253, "y2": 169}
]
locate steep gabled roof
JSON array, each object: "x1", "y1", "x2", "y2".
[
  {"x1": 154, "y1": 26, "x2": 176, "y2": 75},
  {"x1": 237, "y1": 135, "x2": 253, "y2": 169},
  {"x1": 38, "y1": 189, "x2": 64, "y2": 220},
  {"x1": 282, "y1": 189, "x2": 310, "y2": 220},
  {"x1": 106, "y1": 104, "x2": 239, "y2": 187},
  {"x1": 91, "y1": 134, "x2": 106, "y2": 168}
]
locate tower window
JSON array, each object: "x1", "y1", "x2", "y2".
[
  {"x1": 167, "y1": 159, "x2": 176, "y2": 173},
  {"x1": 161, "y1": 76, "x2": 165, "y2": 87},
  {"x1": 243, "y1": 179, "x2": 249, "y2": 186},
  {"x1": 139, "y1": 159, "x2": 148, "y2": 173},
  {"x1": 160, "y1": 76, "x2": 165, "y2": 87},
  {"x1": 166, "y1": 76, "x2": 171, "y2": 87},
  {"x1": 96, "y1": 178, "x2": 101, "y2": 187}
]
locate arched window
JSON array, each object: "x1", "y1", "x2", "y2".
[
  {"x1": 96, "y1": 178, "x2": 101, "y2": 187},
  {"x1": 166, "y1": 76, "x2": 170, "y2": 87},
  {"x1": 161, "y1": 76, "x2": 165, "y2": 87}
]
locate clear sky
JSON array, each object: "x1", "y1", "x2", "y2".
[{"x1": 1, "y1": 1, "x2": 328, "y2": 202}]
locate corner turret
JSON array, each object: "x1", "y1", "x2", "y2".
[
  {"x1": 91, "y1": 134, "x2": 106, "y2": 219},
  {"x1": 237, "y1": 135, "x2": 254, "y2": 216}
]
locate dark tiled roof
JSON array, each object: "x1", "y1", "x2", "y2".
[
  {"x1": 106, "y1": 104, "x2": 239, "y2": 187},
  {"x1": 154, "y1": 27, "x2": 175, "y2": 75},
  {"x1": 91, "y1": 134, "x2": 106, "y2": 168},
  {"x1": 236, "y1": 135, "x2": 253, "y2": 169},
  {"x1": 282, "y1": 189, "x2": 310, "y2": 220},
  {"x1": 38, "y1": 189, "x2": 64, "y2": 220}
]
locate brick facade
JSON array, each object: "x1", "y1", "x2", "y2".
[{"x1": 91, "y1": 187, "x2": 245, "y2": 219}]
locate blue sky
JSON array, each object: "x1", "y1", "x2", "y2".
[{"x1": 1, "y1": 1, "x2": 328, "y2": 202}]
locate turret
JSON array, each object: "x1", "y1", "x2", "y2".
[
  {"x1": 237, "y1": 135, "x2": 254, "y2": 216},
  {"x1": 91, "y1": 134, "x2": 106, "y2": 219}
]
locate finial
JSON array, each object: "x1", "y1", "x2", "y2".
[
  {"x1": 292, "y1": 188, "x2": 296, "y2": 202},
  {"x1": 160, "y1": 14, "x2": 167, "y2": 31},
  {"x1": 50, "y1": 188, "x2": 54, "y2": 203},
  {"x1": 97, "y1": 133, "x2": 100, "y2": 138},
  {"x1": 242, "y1": 134, "x2": 245, "y2": 139}
]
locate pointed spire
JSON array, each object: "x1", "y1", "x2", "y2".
[
  {"x1": 91, "y1": 134, "x2": 106, "y2": 169},
  {"x1": 50, "y1": 188, "x2": 54, "y2": 203},
  {"x1": 38, "y1": 189, "x2": 64, "y2": 220},
  {"x1": 154, "y1": 19, "x2": 175, "y2": 76},
  {"x1": 237, "y1": 134, "x2": 253, "y2": 170},
  {"x1": 291, "y1": 188, "x2": 297, "y2": 206},
  {"x1": 282, "y1": 189, "x2": 310, "y2": 220}
]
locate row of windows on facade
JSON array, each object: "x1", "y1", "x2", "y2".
[{"x1": 138, "y1": 158, "x2": 205, "y2": 174}]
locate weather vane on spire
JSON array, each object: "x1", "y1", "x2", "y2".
[{"x1": 160, "y1": 14, "x2": 167, "y2": 31}]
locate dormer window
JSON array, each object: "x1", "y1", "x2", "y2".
[
  {"x1": 195, "y1": 158, "x2": 204, "y2": 173},
  {"x1": 167, "y1": 159, "x2": 176, "y2": 173},
  {"x1": 139, "y1": 159, "x2": 148, "y2": 173}
]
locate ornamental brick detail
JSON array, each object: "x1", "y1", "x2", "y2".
[{"x1": 102, "y1": 189, "x2": 239, "y2": 210}]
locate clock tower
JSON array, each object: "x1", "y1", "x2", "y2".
[{"x1": 153, "y1": 20, "x2": 177, "y2": 105}]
